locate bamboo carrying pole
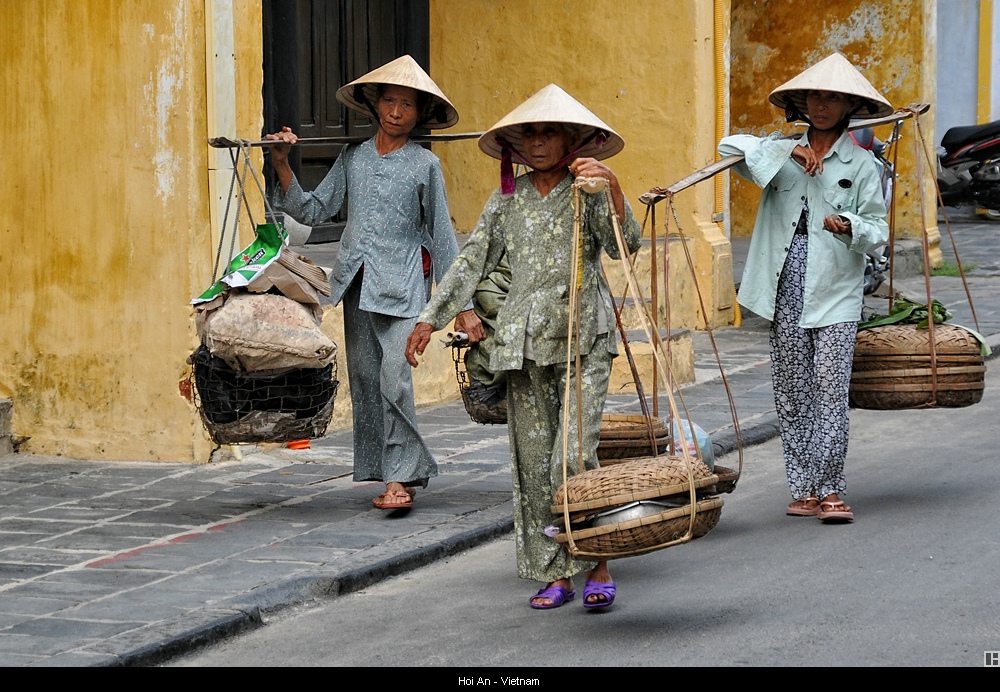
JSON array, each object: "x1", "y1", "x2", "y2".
[
  {"x1": 639, "y1": 104, "x2": 930, "y2": 205},
  {"x1": 208, "y1": 132, "x2": 484, "y2": 149}
]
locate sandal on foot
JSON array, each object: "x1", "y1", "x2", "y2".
[
  {"x1": 787, "y1": 496, "x2": 820, "y2": 516},
  {"x1": 583, "y1": 580, "x2": 616, "y2": 610},
  {"x1": 529, "y1": 584, "x2": 575, "y2": 610},
  {"x1": 373, "y1": 489, "x2": 413, "y2": 510},
  {"x1": 817, "y1": 500, "x2": 853, "y2": 523}
]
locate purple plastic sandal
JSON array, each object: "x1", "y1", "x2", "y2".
[
  {"x1": 529, "y1": 584, "x2": 575, "y2": 610},
  {"x1": 583, "y1": 580, "x2": 617, "y2": 609}
]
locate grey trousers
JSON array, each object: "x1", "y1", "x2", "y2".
[{"x1": 342, "y1": 279, "x2": 437, "y2": 487}]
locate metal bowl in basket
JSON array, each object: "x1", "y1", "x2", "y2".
[{"x1": 590, "y1": 499, "x2": 686, "y2": 526}]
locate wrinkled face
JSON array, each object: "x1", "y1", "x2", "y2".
[
  {"x1": 377, "y1": 85, "x2": 420, "y2": 137},
  {"x1": 805, "y1": 90, "x2": 857, "y2": 131},
  {"x1": 520, "y1": 122, "x2": 577, "y2": 171}
]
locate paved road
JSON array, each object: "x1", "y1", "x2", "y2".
[
  {"x1": 170, "y1": 367, "x2": 1000, "y2": 668},
  {"x1": 0, "y1": 218, "x2": 995, "y2": 666}
]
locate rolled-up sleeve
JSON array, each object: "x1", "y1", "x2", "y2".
[{"x1": 719, "y1": 133, "x2": 799, "y2": 188}]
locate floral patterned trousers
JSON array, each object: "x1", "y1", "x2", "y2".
[
  {"x1": 770, "y1": 234, "x2": 857, "y2": 501},
  {"x1": 505, "y1": 348, "x2": 612, "y2": 583}
]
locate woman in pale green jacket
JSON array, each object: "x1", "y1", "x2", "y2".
[{"x1": 719, "y1": 54, "x2": 891, "y2": 523}]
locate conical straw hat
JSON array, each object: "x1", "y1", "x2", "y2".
[
  {"x1": 336, "y1": 55, "x2": 458, "y2": 129},
  {"x1": 478, "y1": 84, "x2": 625, "y2": 161},
  {"x1": 768, "y1": 53, "x2": 893, "y2": 121}
]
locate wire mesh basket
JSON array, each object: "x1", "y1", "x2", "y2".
[
  {"x1": 452, "y1": 344, "x2": 507, "y2": 425},
  {"x1": 190, "y1": 346, "x2": 338, "y2": 444}
]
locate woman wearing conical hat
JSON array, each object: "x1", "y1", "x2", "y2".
[
  {"x1": 267, "y1": 56, "x2": 484, "y2": 511},
  {"x1": 719, "y1": 53, "x2": 891, "y2": 523},
  {"x1": 406, "y1": 85, "x2": 642, "y2": 610}
]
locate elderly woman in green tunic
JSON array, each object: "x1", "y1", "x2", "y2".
[{"x1": 406, "y1": 85, "x2": 641, "y2": 610}]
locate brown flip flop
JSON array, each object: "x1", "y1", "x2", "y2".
[
  {"x1": 373, "y1": 489, "x2": 413, "y2": 510},
  {"x1": 817, "y1": 500, "x2": 853, "y2": 523},
  {"x1": 787, "y1": 496, "x2": 820, "y2": 516}
]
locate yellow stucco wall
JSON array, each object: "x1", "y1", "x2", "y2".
[
  {"x1": 729, "y1": 0, "x2": 940, "y2": 263},
  {"x1": 0, "y1": 0, "x2": 263, "y2": 462},
  {"x1": 428, "y1": 0, "x2": 735, "y2": 329}
]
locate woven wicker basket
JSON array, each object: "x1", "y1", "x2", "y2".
[
  {"x1": 597, "y1": 414, "x2": 670, "y2": 461},
  {"x1": 711, "y1": 465, "x2": 739, "y2": 494},
  {"x1": 850, "y1": 324, "x2": 985, "y2": 409},
  {"x1": 599, "y1": 414, "x2": 667, "y2": 438},
  {"x1": 552, "y1": 456, "x2": 717, "y2": 514},
  {"x1": 554, "y1": 496, "x2": 722, "y2": 557},
  {"x1": 552, "y1": 454, "x2": 722, "y2": 558}
]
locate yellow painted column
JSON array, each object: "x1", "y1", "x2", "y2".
[{"x1": 979, "y1": 0, "x2": 994, "y2": 124}]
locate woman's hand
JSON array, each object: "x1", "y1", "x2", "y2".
[
  {"x1": 265, "y1": 127, "x2": 298, "y2": 165},
  {"x1": 823, "y1": 214, "x2": 852, "y2": 235},
  {"x1": 405, "y1": 323, "x2": 435, "y2": 367},
  {"x1": 265, "y1": 127, "x2": 298, "y2": 192},
  {"x1": 569, "y1": 157, "x2": 625, "y2": 222},
  {"x1": 791, "y1": 145, "x2": 823, "y2": 176},
  {"x1": 453, "y1": 310, "x2": 486, "y2": 345}
]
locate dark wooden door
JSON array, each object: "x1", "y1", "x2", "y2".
[{"x1": 263, "y1": 0, "x2": 429, "y2": 241}]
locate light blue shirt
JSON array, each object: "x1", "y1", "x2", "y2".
[
  {"x1": 719, "y1": 130, "x2": 889, "y2": 327},
  {"x1": 275, "y1": 137, "x2": 461, "y2": 319}
]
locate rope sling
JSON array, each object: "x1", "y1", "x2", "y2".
[
  {"x1": 851, "y1": 109, "x2": 987, "y2": 410},
  {"x1": 189, "y1": 140, "x2": 339, "y2": 447},
  {"x1": 553, "y1": 178, "x2": 733, "y2": 560}
]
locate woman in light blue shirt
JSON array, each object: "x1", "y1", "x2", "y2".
[
  {"x1": 719, "y1": 54, "x2": 891, "y2": 523},
  {"x1": 268, "y1": 56, "x2": 483, "y2": 511}
]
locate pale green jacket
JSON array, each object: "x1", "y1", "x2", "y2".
[{"x1": 719, "y1": 130, "x2": 889, "y2": 327}]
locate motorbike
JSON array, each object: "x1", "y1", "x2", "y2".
[{"x1": 937, "y1": 119, "x2": 1000, "y2": 210}]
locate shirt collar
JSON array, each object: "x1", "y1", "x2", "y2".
[{"x1": 799, "y1": 129, "x2": 855, "y2": 163}]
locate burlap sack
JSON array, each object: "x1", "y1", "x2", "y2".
[{"x1": 199, "y1": 292, "x2": 338, "y2": 373}]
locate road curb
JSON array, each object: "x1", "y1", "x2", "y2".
[{"x1": 101, "y1": 506, "x2": 515, "y2": 666}]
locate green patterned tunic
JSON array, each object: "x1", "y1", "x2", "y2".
[{"x1": 420, "y1": 172, "x2": 641, "y2": 581}]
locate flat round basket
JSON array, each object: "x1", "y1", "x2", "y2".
[
  {"x1": 554, "y1": 497, "x2": 723, "y2": 557},
  {"x1": 552, "y1": 456, "x2": 717, "y2": 514},
  {"x1": 850, "y1": 324, "x2": 985, "y2": 409},
  {"x1": 598, "y1": 414, "x2": 670, "y2": 461},
  {"x1": 599, "y1": 414, "x2": 667, "y2": 439},
  {"x1": 712, "y1": 464, "x2": 739, "y2": 494}
]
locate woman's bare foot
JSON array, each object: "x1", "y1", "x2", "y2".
[
  {"x1": 817, "y1": 493, "x2": 853, "y2": 523},
  {"x1": 529, "y1": 578, "x2": 574, "y2": 608},
  {"x1": 583, "y1": 562, "x2": 615, "y2": 607},
  {"x1": 372, "y1": 482, "x2": 414, "y2": 510},
  {"x1": 787, "y1": 496, "x2": 820, "y2": 516}
]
